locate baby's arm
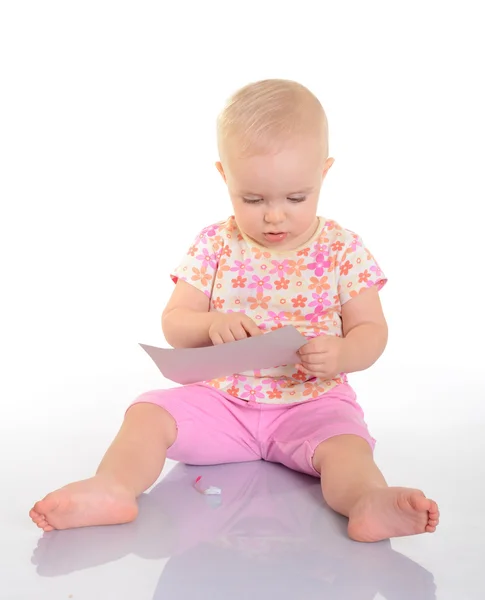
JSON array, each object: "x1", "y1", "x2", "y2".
[
  {"x1": 162, "y1": 280, "x2": 216, "y2": 348},
  {"x1": 162, "y1": 280, "x2": 262, "y2": 348},
  {"x1": 340, "y1": 286, "x2": 388, "y2": 373}
]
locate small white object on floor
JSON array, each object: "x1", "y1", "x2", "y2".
[{"x1": 194, "y1": 476, "x2": 222, "y2": 495}]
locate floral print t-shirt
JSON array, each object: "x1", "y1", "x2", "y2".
[{"x1": 170, "y1": 216, "x2": 387, "y2": 404}]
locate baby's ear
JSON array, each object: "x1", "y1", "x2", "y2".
[
  {"x1": 322, "y1": 157, "x2": 335, "y2": 180},
  {"x1": 215, "y1": 161, "x2": 227, "y2": 182},
  {"x1": 324, "y1": 157, "x2": 335, "y2": 173}
]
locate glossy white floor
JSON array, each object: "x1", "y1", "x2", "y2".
[{"x1": 3, "y1": 365, "x2": 483, "y2": 600}]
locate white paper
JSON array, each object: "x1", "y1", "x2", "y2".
[{"x1": 139, "y1": 325, "x2": 307, "y2": 385}]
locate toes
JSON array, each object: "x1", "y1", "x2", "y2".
[
  {"x1": 428, "y1": 500, "x2": 440, "y2": 525},
  {"x1": 426, "y1": 525, "x2": 437, "y2": 533},
  {"x1": 411, "y1": 493, "x2": 432, "y2": 512}
]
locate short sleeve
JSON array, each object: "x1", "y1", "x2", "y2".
[
  {"x1": 337, "y1": 231, "x2": 387, "y2": 305},
  {"x1": 170, "y1": 224, "x2": 221, "y2": 298}
]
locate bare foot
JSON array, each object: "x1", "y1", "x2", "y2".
[
  {"x1": 29, "y1": 476, "x2": 138, "y2": 531},
  {"x1": 348, "y1": 487, "x2": 439, "y2": 542}
]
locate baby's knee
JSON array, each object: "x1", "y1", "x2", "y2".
[{"x1": 125, "y1": 401, "x2": 177, "y2": 447}]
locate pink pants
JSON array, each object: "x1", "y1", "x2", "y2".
[{"x1": 129, "y1": 382, "x2": 375, "y2": 478}]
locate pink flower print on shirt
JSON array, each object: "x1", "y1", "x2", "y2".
[
  {"x1": 231, "y1": 276, "x2": 247, "y2": 288},
  {"x1": 249, "y1": 275, "x2": 272, "y2": 291},
  {"x1": 197, "y1": 248, "x2": 218, "y2": 270},
  {"x1": 310, "y1": 243, "x2": 329, "y2": 258},
  {"x1": 231, "y1": 259, "x2": 254, "y2": 277},
  {"x1": 191, "y1": 266, "x2": 212, "y2": 287},
  {"x1": 270, "y1": 259, "x2": 291, "y2": 276},
  {"x1": 202, "y1": 224, "x2": 219, "y2": 238},
  {"x1": 358, "y1": 270, "x2": 371, "y2": 284},
  {"x1": 267, "y1": 311, "x2": 286, "y2": 325},
  {"x1": 227, "y1": 385, "x2": 240, "y2": 397},
  {"x1": 370, "y1": 264, "x2": 383, "y2": 278},
  {"x1": 275, "y1": 277, "x2": 290, "y2": 290},
  {"x1": 305, "y1": 305, "x2": 324, "y2": 323},
  {"x1": 261, "y1": 378, "x2": 284, "y2": 399},
  {"x1": 241, "y1": 385, "x2": 265, "y2": 401},
  {"x1": 228, "y1": 373, "x2": 247, "y2": 384},
  {"x1": 287, "y1": 259, "x2": 307, "y2": 277},
  {"x1": 349, "y1": 236, "x2": 363, "y2": 252},
  {"x1": 188, "y1": 245, "x2": 198, "y2": 257},
  {"x1": 307, "y1": 253, "x2": 331, "y2": 277},
  {"x1": 309, "y1": 292, "x2": 332, "y2": 310},
  {"x1": 221, "y1": 246, "x2": 232, "y2": 258},
  {"x1": 308, "y1": 276, "x2": 331, "y2": 294},
  {"x1": 297, "y1": 247, "x2": 310, "y2": 257}
]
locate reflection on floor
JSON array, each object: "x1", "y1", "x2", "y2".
[{"x1": 31, "y1": 461, "x2": 436, "y2": 599}]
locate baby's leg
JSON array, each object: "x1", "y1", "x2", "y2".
[
  {"x1": 313, "y1": 435, "x2": 440, "y2": 542},
  {"x1": 30, "y1": 403, "x2": 176, "y2": 531}
]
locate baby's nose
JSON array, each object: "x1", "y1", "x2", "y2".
[{"x1": 264, "y1": 209, "x2": 285, "y2": 224}]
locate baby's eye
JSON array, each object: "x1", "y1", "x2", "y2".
[
  {"x1": 243, "y1": 198, "x2": 263, "y2": 204},
  {"x1": 288, "y1": 196, "x2": 306, "y2": 203}
]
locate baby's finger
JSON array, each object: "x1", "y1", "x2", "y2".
[
  {"x1": 210, "y1": 332, "x2": 225, "y2": 345},
  {"x1": 242, "y1": 319, "x2": 263, "y2": 337},
  {"x1": 300, "y1": 353, "x2": 325, "y2": 365},
  {"x1": 298, "y1": 340, "x2": 322, "y2": 355},
  {"x1": 231, "y1": 324, "x2": 249, "y2": 341}
]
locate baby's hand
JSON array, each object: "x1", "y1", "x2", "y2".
[
  {"x1": 297, "y1": 335, "x2": 347, "y2": 380},
  {"x1": 208, "y1": 313, "x2": 263, "y2": 345}
]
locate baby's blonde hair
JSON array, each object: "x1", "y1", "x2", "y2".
[{"x1": 217, "y1": 79, "x2": 328, "y2": 160}]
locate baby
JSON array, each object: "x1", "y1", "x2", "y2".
[{"x1": 30, "y1": 79, "x2": 439, "y2": 542}]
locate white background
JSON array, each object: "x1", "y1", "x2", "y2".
[
  {"x1": 1, "y1": 2, "x2": 484, "y2": 598},
  {"x1": 1, "y1": 3, "x2": 485, "y2": 596}
]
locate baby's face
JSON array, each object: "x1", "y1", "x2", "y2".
[{"x1": 217, "y1": 136, "x2": 333, "y2": 251}]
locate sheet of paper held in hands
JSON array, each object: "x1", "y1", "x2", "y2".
[{"x1": 139, "y1": 325, "x2": 307, "y2": 385}]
